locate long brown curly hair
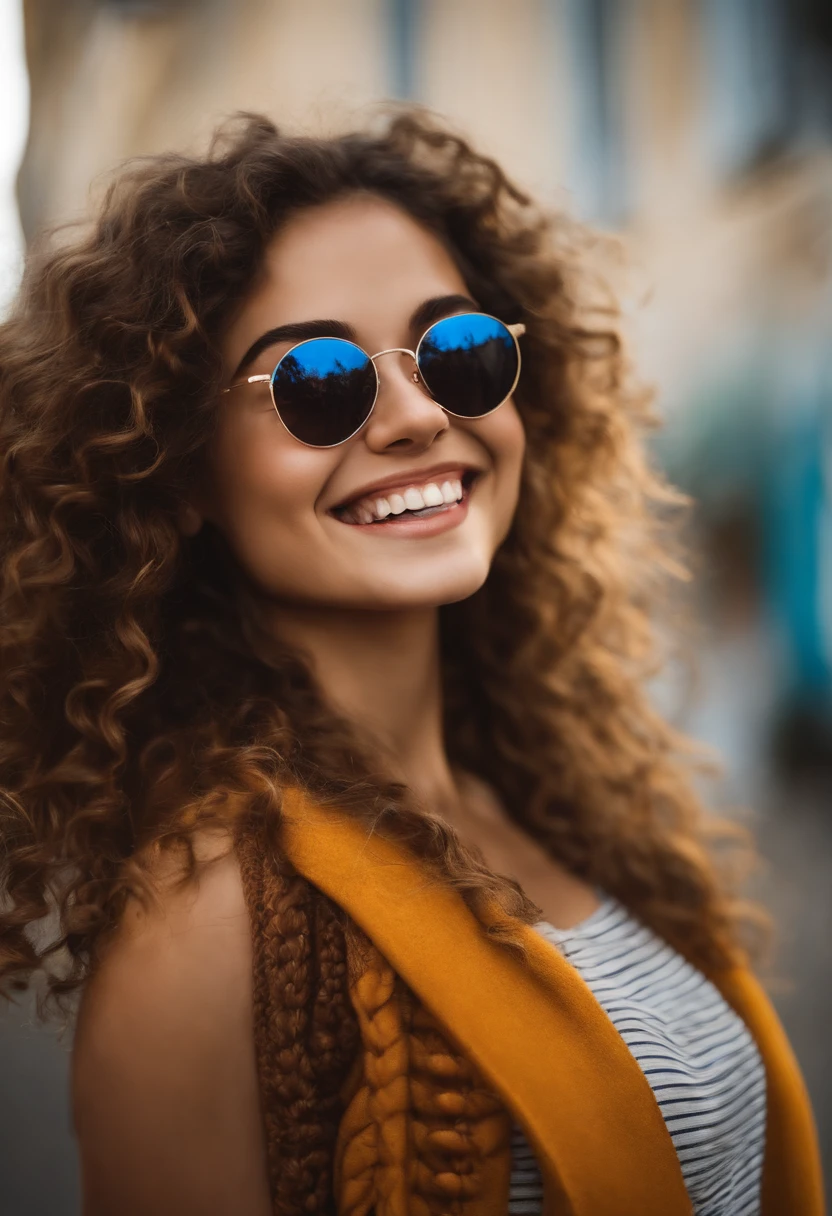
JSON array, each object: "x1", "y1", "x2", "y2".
[{"x1": 0, "y1": 110, "x2": 761, "y2": 1018}]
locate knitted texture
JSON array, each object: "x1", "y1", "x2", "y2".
[
  {"x1": 236, "y1": 821, "x2": 361, "y2": 1214},
  {"x1": 236, "y1": 821, "x2": 513, "y2": 1215},
  {"x1": 335, "y1": 952, "x2": 512, "y2": 1216}
]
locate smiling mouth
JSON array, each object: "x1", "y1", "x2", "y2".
[{"x1": 332, "y1": 470, "x2": 479, "y2": 526}]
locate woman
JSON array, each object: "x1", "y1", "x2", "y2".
[{"x1": 0, "y1": 112, "x2": 822, "y2": 1215}]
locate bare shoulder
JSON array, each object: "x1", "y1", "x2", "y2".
[
  {"x1": 72, "y1": 827, "x2": 271, "y2": 1216},
  {"x1": 98, "y1": 825, "x2": 250, "y2": 961},
  {"x1": 76, "y1": 827, "x2": 251, "y2": 1046}
]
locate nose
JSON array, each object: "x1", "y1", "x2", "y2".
[{"x1": 362, "y1": 349, "x2": 450, "y2": 453}]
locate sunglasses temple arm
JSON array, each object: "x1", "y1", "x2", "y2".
[
  {"x1": 507, "y1": 323, "x2": 526, "y2": 338},
  {"x1": 222, "y1": 373, "x2": 272, "y2": 394}
]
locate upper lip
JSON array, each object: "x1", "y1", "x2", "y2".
[{"x1": 330, "y1": 462, "x2": 482, "y2": 511}]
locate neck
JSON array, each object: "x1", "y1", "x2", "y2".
[{"x1": 266, "y1": 602, "x2": 461, "y2": 816}]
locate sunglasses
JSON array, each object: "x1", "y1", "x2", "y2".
[{"x1": 222, "y1": 311, "x2": 525, "y2": 448}]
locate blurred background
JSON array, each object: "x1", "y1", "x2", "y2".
[{"x1": 1, "y1": 0, "x2": 830, "y2": 1211}]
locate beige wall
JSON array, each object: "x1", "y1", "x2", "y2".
[
  {"x1": 417, "y1": 0, "x2": 569, "y2": 201},
  {"x1": 20, "y1": 0, "x2": 392, "y2": 235}
]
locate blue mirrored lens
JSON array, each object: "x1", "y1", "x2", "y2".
[
  {"x1": 417, "y1": 314, "x2": 518, "y2": 417},
  {"x1": 271, "y1": 338, "x2": 376, "y2": 446}
]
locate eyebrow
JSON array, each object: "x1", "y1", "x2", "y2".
[{"x1": 230, "y1": 292, "x2": 479, "y2": 380}]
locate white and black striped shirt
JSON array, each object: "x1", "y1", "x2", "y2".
[{"x1": 509, "y1": 895, "x2": 767, "y2": 1215}]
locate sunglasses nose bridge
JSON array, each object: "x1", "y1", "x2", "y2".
[{"x1": 369, "y1": 346, "x2": 421, "y2": 387}]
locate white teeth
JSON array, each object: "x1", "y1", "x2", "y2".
[
  {"x1": 421, "y1": 482, "x2": 444, "y2": 507},
  {"x1": 340, "y1": 474, "x2": 469, "y2": 523},
  {"x1": 403, "y1": 487, "x2": 426, "y2": 511}
]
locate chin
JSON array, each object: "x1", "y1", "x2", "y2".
[{"x1": 366, "y1": 551, "x2": 492, "y2": 610}]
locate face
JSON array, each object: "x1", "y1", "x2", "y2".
[{"x1": 187, "y1": 193, "x2": 525, "y2": 612}]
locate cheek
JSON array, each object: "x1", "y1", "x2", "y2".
[
  {"x1": 203, "y1": 411, "x2": 335, "y2": 574},
  {"x1": 478, "y1": 400, "x2": 525, "y2": 526},
  {"x1": 496, "y1": 399, "x2": 526, "y2": 470}
]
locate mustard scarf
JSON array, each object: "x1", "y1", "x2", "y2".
[{"x1": 276, "y1": 788, "x2": 824, "y2": 1215}]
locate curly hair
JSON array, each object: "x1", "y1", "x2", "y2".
[{"x1": 0, "y1": 110, "x2": 762, "y2": 1018}]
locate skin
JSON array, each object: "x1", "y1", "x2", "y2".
[{"x1": 73, "y1": 194, "x2": 599, "y2": 1215}]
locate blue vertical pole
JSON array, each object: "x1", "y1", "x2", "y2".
[{"x1": 388, "y1": 0, "x2": 420, "y2": 99}]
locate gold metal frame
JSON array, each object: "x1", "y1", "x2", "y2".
[{"x1": 222, "y1": 312, "x2": 526, "y2": 449}]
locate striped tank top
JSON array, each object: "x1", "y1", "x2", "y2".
[{"x1": 508, "y1": 895, "x2": 767, "y2": 1215}]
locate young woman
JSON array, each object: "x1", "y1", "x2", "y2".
[{"x1": 0, "y1": 113, "x2": 823, "y2": 1216}]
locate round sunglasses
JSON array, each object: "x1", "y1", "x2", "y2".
[{"x1": 222, "y1": 311, "x2": 525, "y2": 448}]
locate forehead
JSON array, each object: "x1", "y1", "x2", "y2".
[{"x1": 223, "y1": 194, "x2": 470, "y2": 362}]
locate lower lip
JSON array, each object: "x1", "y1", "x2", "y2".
[{"x1": 334, "y1": 491, "x2": 472, "y2": 538}]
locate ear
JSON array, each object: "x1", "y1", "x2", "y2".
[{"x1": 177, "y1": 501, "x2": 205, "y2": 537}]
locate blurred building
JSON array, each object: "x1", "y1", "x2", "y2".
[{"x1": 5, "y1": 1, "x2": 832, "y2": 1208}]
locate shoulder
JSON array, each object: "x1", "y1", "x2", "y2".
[
  {"x1": 77, "y1": 827, "x2": 251, "y2": 1038},
  {"x1": 72, "y1": 827, "x2": 271, "y2": 1216}
]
